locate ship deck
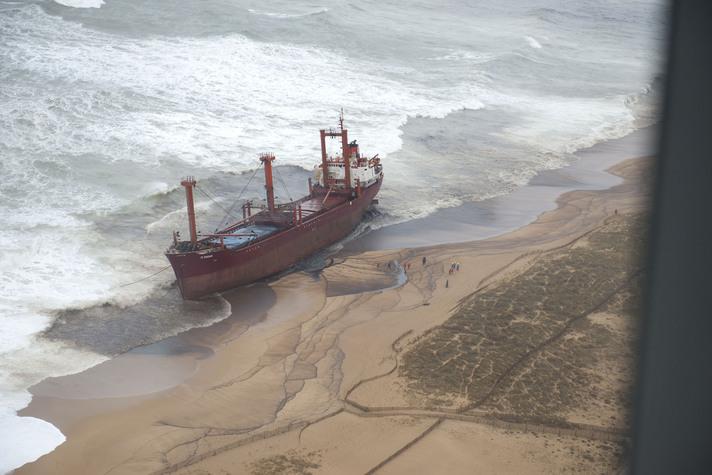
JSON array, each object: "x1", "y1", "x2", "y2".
[
  {"x1": 207, "y1": 194, "x2": 348, "y2": 251},
  {"x1": 208, "y1": 223, "x2": 281, "y2": 250},
  {"x1": 299, "y1": 194, "x2": 346, "y2": 216}
]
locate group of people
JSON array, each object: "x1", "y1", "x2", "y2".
[
  {"x1": 448, "y1": 262, "x2": 461, "y2": 275},
  {"x1": 401, "y1": 256, "x2": 427, "y2": 274},
  {"x1": 375, "y1": 255, "x2": 460, "y2": 291},
  {"x1": 445, "y1": 261, "x2": 462, "y2": 289},
  {"x1": 377, "y1": 255, "x2": 427, "y2": 273}
]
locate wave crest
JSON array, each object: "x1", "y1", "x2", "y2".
[
  {"x1": 53, "y1": 0, "x2": 104, "y2": 9},
  {"x1": 247, "y1": 7, "x2": 329, "y2": 19}
]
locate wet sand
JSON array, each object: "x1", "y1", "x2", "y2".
[{"x1": 15, "y1": 132, "x2": 652, "y2": 474}]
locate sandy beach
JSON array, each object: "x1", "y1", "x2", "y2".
[{"x1": 15, "y1": 144, "x2": 651, "y2": 474}]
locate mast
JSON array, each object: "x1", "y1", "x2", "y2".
[
  {"x1": 260, "y1": 153, "x2": 276, "y2": 212},
  {"x1": 320, "y1": 129, "x2": 328, "y2": 183},
  {"x1": 339, "y1": 108, "x2": 351, "y2": 192},
  {"x1": 181, "y1": 177, "x2": 198, "y2": 245},
  {"x1": 341, "y1": 127, "x2": 351, "y2": 192}
]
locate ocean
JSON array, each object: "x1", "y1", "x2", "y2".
[{"x1": 0, "y1": 0, "x2": 663, "y2": 472}]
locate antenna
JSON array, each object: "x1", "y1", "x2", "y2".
[{"x1": 339, "y1": 108, "x2": 344, "y2": 131}]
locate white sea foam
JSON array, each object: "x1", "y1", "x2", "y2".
[
  {"x1": 0, "y1": 6, "x2": 488, "y2": 172},
  {"x1": 0, "y1": 305, "x2": 107, "y2": 474},
  {"x1": 525, "y1": 35, "x2": 543, "y2": 49},
  {"x1": 53, "y1": 0, "x2": 104, "y2": 8},
  {"x1": 0, "y1": 402, "x2": 65, "y2": 474},
  {"x1": 247, "y1": 7, "x2": 329, "y2": 19},
  {"x1": 144, "y1": 199, "x2": 216, "y2": 235},
  {"x1": 495, "y1": 93, "x2": 637, "y2": 155},
  {"x1": 429, "y1": 50, "x2": 498, "y2": 63}
]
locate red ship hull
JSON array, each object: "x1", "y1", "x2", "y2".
[{"x1": 166, "y1": 179, "x2": 381, "y2": 299}]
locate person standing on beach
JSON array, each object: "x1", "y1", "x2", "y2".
[{"x1": 422, "y1": 256, "x2": 426, "y2": 265}]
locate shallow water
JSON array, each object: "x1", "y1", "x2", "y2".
[{"x1": 346, "y1": 126, "x2": 656, "y2": 251}]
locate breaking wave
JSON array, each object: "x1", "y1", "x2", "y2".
[
  {"x1": 53, "y1": 0, "x2": 103, "y2": 8},
  {"x1": 247, "y1": 7, "x2": 329, "y2": 19}
]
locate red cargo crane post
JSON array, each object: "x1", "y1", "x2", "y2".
[
  {"x1": 260, "y1": 153, "x2": 276, "y2": 212},
  {"x1": 181, "y1": 177, "x2": 198, "y2": 245}
]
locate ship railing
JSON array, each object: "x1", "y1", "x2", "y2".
[
  {"x1": 205, "y1": 232, "x2": 258, "y2": 238},
  {"x1": 219, "y1": 217, "x2": 253, "y2": 234},
  {"x1": 200, "y1": 231, "x2": 260, "y2": 249},
  {"x1": 254, "y1": 212, "x2": 292, "y2": 225},
  {"x1": 296, "y1": 208, "x2": 319, "y2": 215},
  {"x1": 218, "y1": 195, "x2": 318, "y2": 235}
]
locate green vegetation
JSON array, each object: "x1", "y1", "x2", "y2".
[
  {"x1": 401, "y1": 214, "x2": 646, "y2": 421},
  {"x1": 249, "y1": 450, "x2": 322, "y2": 475}
]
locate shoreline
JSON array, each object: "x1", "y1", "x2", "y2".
[
  {"x1": 346, "y1": 126, "x2": 655, "y2": 251},
  {"x1": 14, "y1": 129, "x2": 653, "y2": 474}
]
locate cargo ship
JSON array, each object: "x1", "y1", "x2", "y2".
[{"x1": 166, "y1": 115, "x2": 383, "y2": 299}]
